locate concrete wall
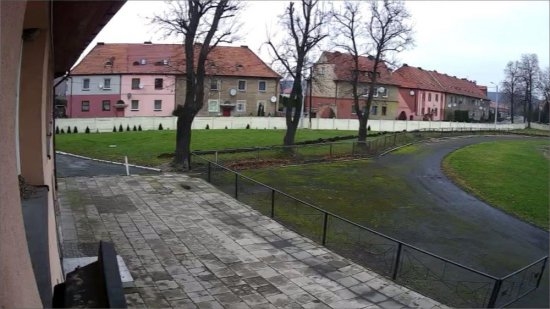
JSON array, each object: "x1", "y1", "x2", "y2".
[
  {"x1": 531, "y1": 123, "x2": 550, "y2": 131},
  {"x1": 121, "y1": 74, "x2": 176, "y2": 117},
  {"x1": 0, "y1": 1, "x2": 47, "y2": 307},
  {"x1": 56, "y1": 116, "x2": 527, "y2": 133}
]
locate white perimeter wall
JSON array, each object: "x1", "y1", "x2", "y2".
[{"x1": 56, "y1": 116, "x2": 529, "y2": 133}]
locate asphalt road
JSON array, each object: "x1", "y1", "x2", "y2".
[
  {"x1": 376, "y1": 135, "x2": 549, "y2": 308},
  {"x1": 55, "y1": 153, "x2": 159, "y2": 177}
]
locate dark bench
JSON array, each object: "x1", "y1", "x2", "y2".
[{"x1": 52, "y1": 241, "x2": 127, "y2": 308}]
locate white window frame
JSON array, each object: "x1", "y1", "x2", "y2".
[
  {"x1": 154, "y1": 100, "x2": 162, "y2": 111},
  {"x1": 103, "y1": 78, "x2": 111, "y2": 90},
  {"x1": 82, "y1": 78, "x2": 90, "y2": 90},
  {"x1": 238, "y1": 80, "x2": 247, "y2": 91},
  {"x1": 208, "y1": 99, "x2": 219, "y2": 112},
  {"x1": 258, "y1": 81, "x2": 267, "y2": 92},
  {"x1": 236, "y1": 100, "x2": 246, "y2": 112},
  {"x1": 131, "y1": 78, "x2": 140, "y2": 90},
  {"x1": 131, "y1": 100, "x2": 139, "y2": 111},
  {"x1": 371, "y1": 105, "x2": 378, "y2": 115},
  {"x1": 81, "y1": 101, "x2": 90, "y2": 112},
  {"x1": 381, "y1": 88, "x2": 388, "y2": 98},
  {"x1": 154, "y1": 78, "x2": 163, "y2": 90}
]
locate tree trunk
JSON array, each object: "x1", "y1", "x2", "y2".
[
  {"x1": 173, "y1": 110, "x2": 195, "y2": 170},
  {"x1": 358, "y1": 117, "x2": 368, "y2": 142}
]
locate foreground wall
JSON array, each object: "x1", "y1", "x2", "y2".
[{"x1": 56, "y1": 116, "x2": 528, "y2": 133}]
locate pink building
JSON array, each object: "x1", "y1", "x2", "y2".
[{"x1": 67, "y1": 42, "x2": 180, "y2": 117}]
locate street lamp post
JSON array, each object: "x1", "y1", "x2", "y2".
[{"x1": 490, "y1": 82, "x2": 499, "y2": 127}]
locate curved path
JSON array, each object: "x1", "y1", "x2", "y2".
[
  {"x1": 377, "y1": 135, "x2": 548, "y2": 308},
  {"x1": 55, "y1": 152, "x2": 160, "y2": 177}
]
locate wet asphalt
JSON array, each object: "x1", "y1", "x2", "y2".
[
  {"x1": 375, "y1": 135, "x2": 549, "y2": 308},
  {"x1": 55, "y1": 153, "x2": 159, "y2": 178}
]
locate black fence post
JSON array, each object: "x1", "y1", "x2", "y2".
[
  {"x1": 271, "y1": 190, "x2": 275, "y2": 218},
  {"x1": 392, "y1": 243, "x2": 403, "y2": 280},
  {"x1": 487, "y1": 279, "x2": 503, "y2": 308},
  {"x1": 393, "y1": 132, "x2": 397, "y2": 146},
  {"x1": 256, "y1": 147, "x2": 260, "y2": 161},
  {"x1": 329, "y1": 144, "x2": 333, "y2": 159},
  {"x1": 351, "y1": 143, "x2": 355, "y2": 156},
  {"x1": 234, "y1": 174, "x2": 239, "y2": 199},
  {"x1": 321, "y1": 212, "x2": 329, "y2": 245},
  {"x1": 207, "y1": 162, "x2": 211, "y2": 182},
  {"x1": 536, "y1": 257, "x2": 548, "y2": 288}
]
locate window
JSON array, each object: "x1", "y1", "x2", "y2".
[
  {"x1": 382, "y1": 106, "x2": 387, "y2": 116},
  {"x1": 103, "y1": 78, "x2": 111, "y2": 90},
  {"x1": 258, "y1": 81, "x2": 266, "y2": 92},
  {"x1": 422, "y1": 107, "x2": 425, "y2": 115},
  {"x1": 131, "y1": 78, "x2": 140, "y2": 89},
  {"x1": 82, "y1": 78, "x2": 90, "y2": 90},
  {"x1": 371, "y1": 105, "x2": 378, "y2": 115},
  {"x1": 435, "y1": 94, "x2": 439, "y2": 102},
  {"x1": 236, "y1": 100, "x2": 246, "y2": 112},
  {"x1": 154, "y1": 78, "x2": 163, "y2": 90},
  {"x1": 208, "y1": 100, "x2": 219, "y2": 112},
  {"x1": 154, "y1": 100, "x2": 162, "y2": 111},
  {"x1": 102, "y1": 100, "x2": 111, "y2": 111},
  {"x1": 435, "y1": 108, "x2": 438, "y2": 116},
  {"x1": 131, "y1": 100, "x2": 139, "y2": 110},
  {"x1": 380, "y1": 88, "x2": 388, "y2": 97},
  {"x1": 428, "y1": 93, "x2": 432, "y2": 101},
  {"x1": 81, "y1": 101, "x2": 90, "y2": 112},
  {"x1": 238, "y1": 80, "x2": 246, "y2": 91},
  {"x1": 318, "y1": 67, "x2": 325, "y2": 75},
  {"x1": 362, "y1": 87, "x2": 369, "y2": 96},
  {"x1": 422, "y1": 92, "x2": 425, "y2": 102},
  {"x1": 210, "y1": 79, "x2": 219, "y2": 91}
]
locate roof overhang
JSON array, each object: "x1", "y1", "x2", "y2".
[{"x1": 53, "y1": 1, "x2": 125, "y2": 77}]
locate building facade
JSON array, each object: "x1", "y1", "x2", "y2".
[
  {"x1": 307, "y1": 51, "x2": 402, "y2": 119},
  {"x1": 175, "y1": 45, "x2": 281, "y2": 117},
  {"x1": 0, "y1": 1, "x2": 123, "y2": 307},
  {"x1": 394, "y1": 65, "x2": 490, "y2": 122},
  {"x1": 67, "y1": 44, "x2": 279, "y2": 118}
]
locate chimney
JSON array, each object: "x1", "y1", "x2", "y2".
[
  {"x1": 240, "y1": 45, "x2": 248, "y2": 48},
  {"x1": 403, "y1": 63, "x2": 408, "y2": 67},
  {"x1": 144, "y1": 41, "x2": 152, "y2": 44},
  {"x1": 367, "y1": 55, "x2": 374, "y2": 60},
  {"x1": 418, "y1": 67, "x2": 422, "y2": 70},
  {"x1": 97, "y1": 42, "x2": 105, "y2": 45}
]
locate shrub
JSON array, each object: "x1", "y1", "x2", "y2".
[
  {"x1": 85, "y1": 126, "x2": 90, "y2": 134},
  {"x1": 133, "y1": 125, "x2": 137, "y2": 131},
  {"x1": 126, "y1": 125, "x2": 130, "y2": 131},
  {"x1": 205, "y1": 124, "x2": 210, "y2": 130},
  {"x1": 67, "y1": 126, "x2": 71, "y2": 134},
  {"x1": 138, "y1": 125, "x2": 142, "y2": 131},
  {"x1": 225, "y1": 126, "x2": 228, "y2": 129},
  {"x1": 158, "y1": 123, "x2": 164, "y2": 130},
  {"x1": 118, "y1": 124, "x2": 123, "y2": 132},
  {"x1": 55, "y1": 126, "x2": 60, "y2": 134},
  {"x1": 113, "y1": 126, "x2": 117, "y2": 132},
  {"x1": 246, "y1": 124, "x2": 250, "y2": 129},
  {"x1": 367, "y1": 125, "x2": 371, "y2": 131},
  {"x1": 60, "y1": 128, "x2": 65, "y2": 134},
  {"x1": 73, "y1": 126, "x2": 78, "y2": 133}
]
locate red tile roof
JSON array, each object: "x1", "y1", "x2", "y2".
[
  {"x1": 71, "y1": 43, "x2": 280, "y2": 79},
  {"x1": 319, "y1": 51, "x2": 400, "y2": 86},
  {"x1": 394, "y1": 65, "x2": 488, "y2": 100}
]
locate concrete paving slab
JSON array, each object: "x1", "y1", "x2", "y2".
[{"x1": 58, "y1": 174, "x2": 448, "y2": 308}]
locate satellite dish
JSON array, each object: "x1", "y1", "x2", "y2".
[
  {"x1": 409, "y1": 90, "x2": 415, "y2": 96},
  {"x1": 270, "y1": 96, "x2": 277, "y2": 103},
  {"x1": 377, "y1": 87, "x2": 386, "y2": 93},
  {"x1": 229, "y1": 89, "x2": 237, "y2": 96}
]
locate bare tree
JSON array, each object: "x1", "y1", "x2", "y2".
[
  {"x1": 266, "y1": 0, "x2": 329, "y2": 146},
  {"x1": 502, "y1": 61, "x2": 521, "y2": 123},
  {"x1": 153, "y1": 0, "x2": 240, "y2": 169},
  {"x1": 519, "y1": 53, "x2": 540, "y2": 128},
  {"x1": 331, "y1": 1, "x2": 364, "y2": 135},
  {"x1": 357, "y1": 0, "x2": 413, "y2": 142},
  {"x1": 537, "y1": 67, "x2": 550, "y2": 123}
]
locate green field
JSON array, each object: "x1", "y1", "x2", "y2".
[
  {"x1": 443, "y1": 140, "x2": 549, "y2": 229},
  {"x1": 55, "y1": 129, "x2": 357, "y2": 167}
]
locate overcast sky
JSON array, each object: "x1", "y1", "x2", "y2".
[{"x1": 78, "y1": 0, "x2": 549, "y2": 89}]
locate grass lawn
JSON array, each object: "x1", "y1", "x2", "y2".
[
  {"x1": 442, "y1": 140, "x2": 549, "y2": 229},
  {"x1": 55, "y1": 129, "x2": 357, "y2": 167}
]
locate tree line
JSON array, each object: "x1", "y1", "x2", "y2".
[{"x1": 502, "y1": 54, "x2": 550, "y2": 126}]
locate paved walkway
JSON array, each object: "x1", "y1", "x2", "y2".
[
  {"x1": 58, "y1": 174, "x2": 446, "y2": 309},
  {"x1": 56, "y1": 152, "x2": 159, "y2": 177}
]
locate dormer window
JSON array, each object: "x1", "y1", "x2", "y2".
[{"x1": 140, "y1": 59, "x2": 147, "y2": 65}]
